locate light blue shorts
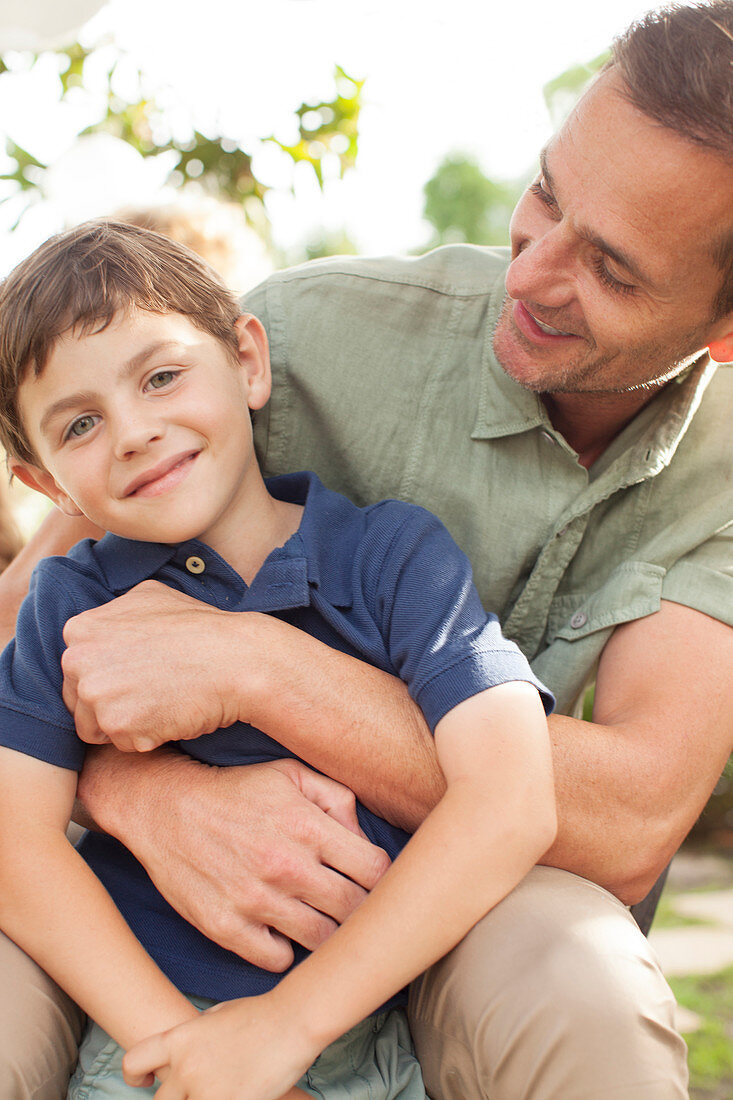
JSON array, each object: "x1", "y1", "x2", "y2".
[{"x1": 67, "y1": 997, "x2": 427, "y2": 1099}]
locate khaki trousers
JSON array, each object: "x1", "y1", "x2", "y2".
[
  {"x1": 409, "y1": 867, "x2": 689, "y2": 1099},
  {"x1": 0, "y1": 867, "x2": 688, "y2": 1099}
]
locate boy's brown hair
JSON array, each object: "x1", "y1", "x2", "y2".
[{"x1": 0, "y1": 219, "x2": 243, "y2": 463}]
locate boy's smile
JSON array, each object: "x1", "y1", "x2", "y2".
[{"x1": 15, "y1": 308, "x2": 291, "y2": 568}]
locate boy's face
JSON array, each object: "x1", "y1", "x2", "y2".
[{"x1": 14, "y1": 309, "x2": 271, "y2": 547}]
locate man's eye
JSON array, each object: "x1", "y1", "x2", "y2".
[
  {"x1": 147, "y1": 370, "x2": 177, "y2": 390},
  {"x1": 67, "y1": 415, "x2": 98, "y2": 439},
  {"x1": 591, "y1": 254, "x2": 636, "y2": 296},
  {"x1": 530, "y1": 178, "x2": 559, "y2": 212}
]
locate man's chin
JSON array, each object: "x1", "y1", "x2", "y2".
[{"x1": 491, "y1": 317, "x2": 554, "y2": 393}]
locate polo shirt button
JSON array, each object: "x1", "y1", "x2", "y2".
[
  {"x1": 540, "y1": 430, "x2": 554, "y2": 443},
  {"x1": 185, "y1": 556, "x2": 206, "y2": 575},
  {"x1": 570, "y1": 610, "x2": 587, "y2": 629}
]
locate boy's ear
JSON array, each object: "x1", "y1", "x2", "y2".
[
  {"x1": 233, "y1": 314, "x2": 272, "y2": 411},
  {"x1": 9, "y1": 462, "x2": 83, "y2": 518}
]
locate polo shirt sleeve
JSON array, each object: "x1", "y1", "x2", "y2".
[
  {"x1": 0, "y1": 557, "x2": 103, "y2": 771},
  {"x1": 366, "y1": 504, "x2": 554, "y2": 731}
]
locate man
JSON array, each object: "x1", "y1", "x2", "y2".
[{"x1": 1, "y1": 2, "x2": 732, "y2": 1097}]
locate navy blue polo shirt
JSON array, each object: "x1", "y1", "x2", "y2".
[{"x1": 0, "y1": 471, "x2": 552, "y2": 1002}]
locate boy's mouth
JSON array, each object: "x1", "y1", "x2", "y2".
[{"x1": 123, "y1": 450, "x2": 200, "y2": 498}]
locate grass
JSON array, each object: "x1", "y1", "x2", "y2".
[
  {"x1": 671, "y1": 966, "x2": 733, "y2": 1098},
  {"x1": 653, "y1": 892, "x2": 714, "y2": 929}
]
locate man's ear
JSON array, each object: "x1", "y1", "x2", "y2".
[
  {"x1": 233, "y1": 314, "x2": 272, "y2": 411},
  {"x1": 9, "y1": 462, "x2": 83, "y2": 518},
  {"x1": 708, "y1": 330, "x2": 733, "y2": 363},
  {"x1": 707, "y1": 310, "x2": 733, "y2": 363}
]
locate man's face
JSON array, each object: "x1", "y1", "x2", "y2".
[{"x1": 492, "y1": 70, "x2": 733, "y2": 396}]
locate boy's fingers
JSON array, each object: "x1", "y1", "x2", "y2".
[
  {"x1": 150, "y1": 1081, "x2": 186, "y2": 1100},
  {"x1": 122, "y1": 1036, "x2": 168, "y2": 1086}
]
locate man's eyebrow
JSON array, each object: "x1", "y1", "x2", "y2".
[
  {"x1": 538, "y1": 149, "x2": 653, "y2": 289},
  {"x1": 39, "y1": 341, "x2": 187, "y2": 438}
]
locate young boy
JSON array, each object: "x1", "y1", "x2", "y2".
[{"x1": 0, "y1": 221, "x2": 556, "y2": 1100}]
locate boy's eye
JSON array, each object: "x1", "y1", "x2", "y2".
[
  {"x1": 147, "y1": 370, "x2": 177, "y2": 390},
  {"x1": 67, "y1": 415, "x2": 98, "y2": 439}
]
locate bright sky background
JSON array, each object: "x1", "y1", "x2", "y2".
[{"x1": 0, "y1": 0, "x2": 660, "y2": 274}]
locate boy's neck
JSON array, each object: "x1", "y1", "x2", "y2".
[{"x1": 186, "y1": 472, "x2": 304, "y2": 586}]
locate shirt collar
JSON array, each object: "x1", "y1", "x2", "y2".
[
  {"x1": 91, "y1": 471, "x2": 359, "y2": 609},
  {"x1": 472, "y1": 264, "x2": 720, "y2": 476}
]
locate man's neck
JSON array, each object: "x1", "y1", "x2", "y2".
[{"x1": 542, "y1": 387, "x2": 662, "y2": 470}]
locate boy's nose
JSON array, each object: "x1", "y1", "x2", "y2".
[{"x1": 112, "y1": 415, "x2": 164, "y2": 460}]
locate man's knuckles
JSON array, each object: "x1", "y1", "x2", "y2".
[
  {"x1": 252, "y1": 842, "x2": 309, "y2": 888},
  {"x1": 205, "y1": 909, "x2": 295, "y2": 970},
  {"x1": 364, "y1": 845, "x2": 391, "y2": 885}
]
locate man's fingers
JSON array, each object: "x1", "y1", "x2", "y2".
[
  {"x1": 293, "y1": 864, "x2": 367, "y2": 929},
  {"x1": 71, "y1": 700, "x2": 111, "y2": 746},
  {"x1": 318, "y1": 814, "x2": 391, "y2": 893},
  {"x1": 291, "y1": 764, "x2": 365, "y2": 837},
  {"x1": 188, "y1": 910, "x2": 296, "y2": 972},
  {"x1": 259, "y1": 894, "x2": 339, "y2": 953}
]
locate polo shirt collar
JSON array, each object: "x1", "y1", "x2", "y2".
[
  {"x1": 91, "y1": 470, "x2": 358, "y2": 610},
  {"x1": 472, "y1": 270, "x2": 719, "y2": 475}
]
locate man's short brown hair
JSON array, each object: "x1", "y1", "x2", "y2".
[
  {"x1": 0, "y1": 220, "x2": 243, "y2": 463},
  {"x1": 608, "y1": 0, "x2": 733, "y2": 319}
]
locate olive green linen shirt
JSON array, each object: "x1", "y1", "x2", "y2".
[{"x1": 245, "y1": 245, "x2": 733, "y2": 715}]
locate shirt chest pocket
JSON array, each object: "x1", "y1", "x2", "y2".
[{"x1": 547, "y1": 561, "x2": 666, "y2": 643}]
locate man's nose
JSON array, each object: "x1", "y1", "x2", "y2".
[{"x1": 506, "y1": 225, "x2": 576, "y2": 309}]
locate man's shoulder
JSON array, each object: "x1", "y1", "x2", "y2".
[
  {"x1": 243, "y1": 244, "x2": 510, "y2": 313},
  {"x1": 682, "y1": 362, "x2": 733, "y2": 454}
]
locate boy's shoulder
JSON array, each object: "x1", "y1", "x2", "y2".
[
  {"x1": 273, "y1": 472, "x2": 469, "y2": 603},
  {"x1": 293, "y1": 471, "x2": 454, "y2": 553},
  {"x1": 28, "y1": 533, "x2": 171, "y2": 626}
]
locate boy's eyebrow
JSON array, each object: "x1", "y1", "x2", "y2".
[
  {"x1": 539, "y1": 149, "x2": 653, "y2": 289},
  {"x1": 38, "y1": 340, "x2": 187, "y2": 438}
]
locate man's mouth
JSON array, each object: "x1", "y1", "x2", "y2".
[
  {"x1": 527, "y1": 310, "x2": 574, "y2": 337},
  {"x1": 123, "y1": 451, "x2": 199, "y2": 498},
  {"x1": 512, "y1": 300, "x2": 580, "y2": 342}
]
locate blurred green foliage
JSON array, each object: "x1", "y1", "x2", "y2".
[
  {"x1": 671, "y1": 966, "x2": 733, "y2": 1096},
  {"x1": 422, "y1": 51, "x2": 611, "y2": 252},
  {"x1": 542, "y1": 50, "x2": 610, "y2": 126},
  {"x1": 422, "y1": 154, "x2": 524, "y2": 248},
  {"x1": 0, "y1": 41, "x2": 363, "y2": 238}
]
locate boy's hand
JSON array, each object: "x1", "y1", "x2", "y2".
[{"x1": 122, "y1": 993, "x2": 317, "y2": 1099}]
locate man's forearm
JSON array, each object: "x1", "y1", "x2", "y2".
[
  {"x1": 539, "y1": 712, "x2": 666, "y2": 903},
  {"x1": 541, "y1": 603, "x2": 733, "y2": 905},
  {"x1": 240, "y1": 615, "x2": 446, "y2": 831},
  {"x1": 0, "y1": 508, "x2": 102, "y2": 647}
]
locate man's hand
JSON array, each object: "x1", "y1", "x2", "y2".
[
  {"x1": 78, "y1": 750, "x2": 391, "y2": 970},
  {"x1": 62, "y1": 580, "x2": 252, "y2": 751}
]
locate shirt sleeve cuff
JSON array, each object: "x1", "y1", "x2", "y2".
[{"x1": 414, "y1": 649, "x2": 555, "y2": 733}]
